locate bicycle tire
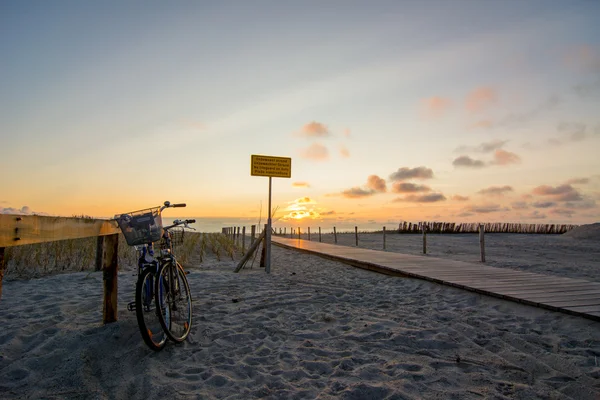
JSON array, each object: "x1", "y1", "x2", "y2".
[
  {"x1": 135, "y1": 267, "x2": 168, "y2": 351},
  {"x1": 155, "y1": 261, "x2": 192, "y2": 342}
]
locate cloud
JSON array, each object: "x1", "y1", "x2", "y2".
[
  {"x1": 343, "y1": 128, "x2": 351, "y2": 137},
  {"x1": 564, "y1": 45, "x2": 600, "y2": 72},
  {"x1": 393, "y1": 193, "x2": 446, "y2": 203},
  {"x1": 465, "y1": 87, "x2": 497, "y2": 113},
  {"x1": 563, "y1": 199, "x2": 597, "y2": 209},
  {"x1": 550, "y1": 209, "x2": 574, "y2": 218},
  {"x1": 320, "y1": 210, "x2": 336, "y2": 216},
  {"x1": 532, "y1": 184, "x2": 583, "y2": 202},
  {"x1": 392, "y1": 182, "x2": 432, "y2": 193},
  {"x1": 452, "y1": 156, "x2": 486, "y2": 168},
  {"x1": 464, "y1": 204, "x2": 507, "y2": 213},
  {"x1": 574, "y1": 78, "x2": 600, "y2": 98},
  {"x1": 300, "y1": 142, "x2": 329, "y2": 160},
  {"x1": 1, "y1": 206, "x2": 34, "y2": 215},
  {"x1": 339, "y1": 144, "x2": 350, "y2": 158},
  {"x1": 422, "y1": 96, "x2": 452, "y2": 118},
  {"x1": 294, "y1": 197, "x2": 315, "y2": 204},
  {"x1": 526, "y1": 210, "x2": 546, "y2": 219},
  {"x1": 478, "y1": 185, "x2": 514, "y2": 196},
  {"x1": 451, "y1": 195, "x2": 469, "y2": 201},
  {"x1": 532, "y1": 201, "x2": 556, "y2": 208},
  {"x1": 366, "y1": 175, "x2": 387, "y2": 193},
  {"x1": 566, "y1": 177, "x2": 590, "y2": 185},
  {"x1": 296, "y1": 121, "x2": 331, "y2": 137},
  {"x1": 341, "y1": 187, "x2": 376, "y2": 198},
  {"x1": 292, "y1": 181, "x2": 310, "y2": 188},
  {"x1": 389, "y1": 166, "x2": 434, "y2": 181},
  {"x1": 511, "y1": 201, "x2": 529, "y2": 210},
  {"x1": 497, "y1": 95, "x2": 561, "y2": 128},
  {"x1": 467, "y1": 119, "x2": 494, "y2": 130},
  {"x1": 454, "y1": 139, "x2": 508, "y2": 154},
  {"x1": 491, "y1": 149, "x2": 521, "y2": 165}
]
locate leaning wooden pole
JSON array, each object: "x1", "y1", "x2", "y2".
[
  {"x1": 234, "y1": 230, "x2": 266, "y2": 273},
  {"x1": 103, "y1": 233, "x2": 119, "y2": 324}
]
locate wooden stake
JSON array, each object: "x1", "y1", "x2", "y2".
[
  {"x1": 308, "y1": 227, "x2": 311, "y2": 241},
  {"x1": 422, "y1": 224, "x2": 427, "y2": 254},
  {"x1": 334, "y1": 226, "x2": 337, "y2": 244},
  {"x1": 251, "y1": 225, "x2": 256, "y2": 246},
  {"x1": 298, "y1": 227, "x2": 301, "y2": 240},
  {"x1": 355, "y1": 226, "x2": 358, "y2": 246},
  {"x1": 242, "y1": 226, "x2": 246, "y2": 251},
  {"x1": 319, "y1": 227, "x2": 322, "y2": 242},
  {"x1": 479, "y1": 224, "x2": 486, "y2": 262},
  {"x1": 0, "y1": 247, "x2": 5, "y2": 300},
  {"x1": 383, "y1": 227, "x2": 386, "y2": 250},
  {"x1": 102, "y1": 233, "x2": 119, "y2": 324}
]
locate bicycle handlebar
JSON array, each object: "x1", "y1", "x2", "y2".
[
  {"x1": 172, "y1": 203, "x2": 186, "y2": 208},
  {"x1": 164, "y1": 219, "x2": 196, "y2": 231}
]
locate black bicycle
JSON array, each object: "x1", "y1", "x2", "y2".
[{"x1": 116, "y1": 201, "x2": 194, "y2": 351}]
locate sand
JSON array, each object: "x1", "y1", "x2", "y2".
[{"x1": 1, "y1": 241, "x2": 600, "y2": 399}]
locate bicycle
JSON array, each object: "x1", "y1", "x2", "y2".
[{"x1": 116, "y1": 201, "x2": 195, "y2": 351}]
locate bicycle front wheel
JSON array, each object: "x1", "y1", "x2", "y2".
[
  {"x1": 155, "y1": 261, "x2": 192, "y2": 342},
  {"x1": 135, "y1": 267, "x2": 168, "y2": 351}
]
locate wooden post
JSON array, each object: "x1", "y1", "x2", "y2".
[
  {"x1": 308, "y1": 227, "x2": 311, "y2": 241},
  {"x1": 333, "y1": 227, "x2": 337, "y2": 244},
  {"x1": 95, "y1": 235, "x2": 105, "y2": 272},
  {"x1": 383, "y1": 227, "x2": 386, "y2": 250},
  {"x1": 251, "y1": 225, "x2": 256, "y2": 246},
  {"x1": 284, "y1": 227, "x2": 286, "y2": 236},
  {"x1": 479, "y1": 224, "x2": 486, "y2": 262},
  {"x1": 422, "y1": 224, "x2": 427, "y2": 254},
  {"x1": 103, "y1": 233, "x2": 119, "y2": 324},
  {"x1": 319, "y1": 227, "x2": 322, "y2": 242},
  {"x1": 261, "y1": 224, "x2": 268, "y2": 269},
  {"x1": 355, "y1": 226, "x2": 358, "y2": 246},
  {"x1": 0, "y1": 247, "x2": 5, "y2": 300},
  {"x1": 298, "y1": 227, "x2": 301, "y2": 240},
  {"x1": 242, "y1": 226, "x2": 246, "y2": 251}
]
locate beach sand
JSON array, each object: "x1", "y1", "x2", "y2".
[{"x1": 1, "y1": 239, "x2": 600, "y2": 399}]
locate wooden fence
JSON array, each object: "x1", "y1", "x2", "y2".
[
  {"x1": 393, "y1": 221, "x2": 577, "y2": 234},
  {"x1": 0, "y1": 214, "x2": 121, "y2": 323}
]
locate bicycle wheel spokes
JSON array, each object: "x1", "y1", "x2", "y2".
[
  {"x1": 156, "y1": 262, "x2": 192, "y2": 342},
  {"x1": 136, "y1": 268, "x2": 168, "y2": 351}
]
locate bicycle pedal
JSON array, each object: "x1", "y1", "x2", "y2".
[{"x1": 127, "y1": 301, "x2": 136, "y2": 311}]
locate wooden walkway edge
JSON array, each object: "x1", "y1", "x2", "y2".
[{"x1": 272, "y1": 237, "x2": 600, "y2": 322}]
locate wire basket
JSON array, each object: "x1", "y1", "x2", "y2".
[
  {"x1": 116, "y1": 207, "x2": 163, "y2": 246},
  {"x1": 169, "y1": 227, "x2": 185, "y2": 247}
]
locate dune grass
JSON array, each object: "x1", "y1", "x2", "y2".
[{"x1": 3, "y1": 232, "x2": 243, "y2": 280}]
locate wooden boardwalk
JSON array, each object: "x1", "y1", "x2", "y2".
[{"x1": 272, "y1": 237, "x2": 600, "y2": 321}]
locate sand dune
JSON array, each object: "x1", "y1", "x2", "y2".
[{"x1": 1, "y1": 244, "x2": 600, "y2": 399}]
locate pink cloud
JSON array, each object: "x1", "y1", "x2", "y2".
[
  {"x1": 300, "y1": 143, "x2": 329, "y2": 161},
  {"x1": 491, "y1": 149, "x2": 521, "y2": 165},
  {"x1": 292, "y1": 181, "x2": 310, "y2": 188},
  {"x1": 339, "y1": 144, "x2": 350, "y2": 158},
  {"x1": 297, "y1": 121, "x2": 331, "y2": 137},
  {"x1": 392, "y1": 182, "x2": 432, "y2": 193},
  {"x1": 465, "y1": 87, "x2": 497, "y2": 113},
  {"x1": 393, "y1": 193, "x2": 446, "y2": 203},
  {"x1": 422, "y1": 96, "x2": 452, "y2": 118},
  {"x1": 342, "y1": 187, "x2": 375, "y2": 199},
  {"x1": 468, "y1": 119, "x2": 494, "y2": 130},
  {"x1": 478, "y1": 185, "x2": 514, "y2": 197},
  {"x1": 452, "y1": 195, "x2": 469, "y2": 201}
]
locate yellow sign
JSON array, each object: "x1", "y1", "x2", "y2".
[{"x1": 251, "y1": 155, "x2": 292, "y2": 178}]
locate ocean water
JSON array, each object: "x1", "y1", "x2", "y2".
[{"x1": 161, "y1": 217, "x2": 388, "y2": 233}]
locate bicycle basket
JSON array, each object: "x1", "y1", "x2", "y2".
[
  {"x1": 116, "y1": 207, "x2": 163, "y2": 246},
  {"x1": 163, "y1": 227, "x2": 185, "y2": 248}
]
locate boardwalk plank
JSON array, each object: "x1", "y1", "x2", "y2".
[{"x1": 272, "y1": 237, "x2": 600, "y2": 321}]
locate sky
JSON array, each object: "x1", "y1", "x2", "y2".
[{"x1": 1, "y1": 0, "x2": 600, "y2": 230}]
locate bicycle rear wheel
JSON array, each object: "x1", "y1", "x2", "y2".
[
  {"x1": 155, "y1": 261, "x2": 192, "y2": 342},
  {"x1": 135, "y1": 267, "x2": 168, "y2": 351}
]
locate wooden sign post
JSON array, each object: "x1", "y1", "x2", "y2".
[{"x1": 251, "y1": 154, "x2": 292, "y2": 274}]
